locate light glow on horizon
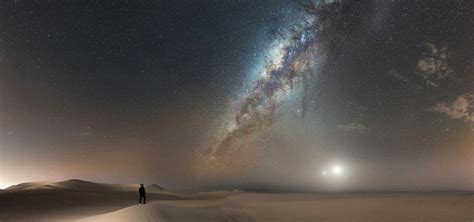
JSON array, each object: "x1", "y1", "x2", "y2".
[
  {"x1": 321, "y1": 164, "x2": 345, "y2": 178},
  {"x1": 331, "y1": 165, "x2": 343, "y2": 175}
]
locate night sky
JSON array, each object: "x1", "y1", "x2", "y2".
[{"x1": 0, "y1": 0, "x2": 472, "y2": 191}]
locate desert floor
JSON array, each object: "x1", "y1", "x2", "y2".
[
  {"x1": 0, "y1": 180, "x2": 472, "y2": 222},
  {"x1": 79, "y1": 192, "x2": 474, "y2": 222}
]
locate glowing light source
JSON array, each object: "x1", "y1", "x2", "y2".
[
  {"x1": 320, "y1": 164, "x2": 346, "y2": 178},
  {"x1": 331, "y1": 165, "x2": 343, "y2": 175}
]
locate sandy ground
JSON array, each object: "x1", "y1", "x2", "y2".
[
  {"x1": 78, "y1": 192, "x2": 474, "y2": 222},
  {"x1": 0, "y1": 180, "x2": 472, "y2": 222},
  {"x1": 0, "y1": 180, "x2": 187, "y2": 221}
]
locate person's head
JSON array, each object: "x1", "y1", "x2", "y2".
[{"x1": 140, "y1": 184, "x2": 144, "y2": 187}]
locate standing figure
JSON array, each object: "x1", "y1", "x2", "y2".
[{"x1": 138, "y1": 184, "x2": 146, "y2": 204}]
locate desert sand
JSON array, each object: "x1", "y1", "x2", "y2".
[
  {"x1": 0, "y1": 180, "x2": 187, "y2": 221},
  {"x1": 0, "y1": 180, "x2": 472, "y2": 222},
  {"x1": 79, "y1": 192, "x2": 474, "y2": 222}
]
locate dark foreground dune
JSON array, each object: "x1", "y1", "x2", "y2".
[
  {"x1": 0, "y1": 180, "x2": 472, "y2": 222},
  {"x1": 0, "y1": 180, "x2": 187, "y2": 221}
]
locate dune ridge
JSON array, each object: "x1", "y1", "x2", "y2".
[
  {"x1": 0, "y1": 179, "x2": 182, "y2": 222},
  {"x1": 4, "y1": 179, "x2": 167, "y2": 193}
]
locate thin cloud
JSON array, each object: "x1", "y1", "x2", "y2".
[
  {"x1": 431, "y1": 94, "x2": 474, "y2": 123},
  {"x1": 416, "y1": 43, "x2": 452, "y2": 87},
  {"x1": 337, "y1": 122, "x2": 367, "y2": 133}
]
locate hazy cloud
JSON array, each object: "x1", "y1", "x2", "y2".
[
  {"x1": 431, "y1": 94, "x2": 474, "y2": 123},
  {"x1": 337, "y1": 122, "x2": 367, "y2": 133},
  {"x1": 417, "y1": 43, "x2": 452, "y2": 87}
]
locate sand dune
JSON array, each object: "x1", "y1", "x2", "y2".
[
  {"x1": 4, "y1": 179, "x2": 167, "y2": 193},
  {"x1": 0, "y1": 180, "x2": 185, "y2": 221},
  {"x1": 79, "y1": 192, "x2": 474, "y2": 222},
  {"x1": 1, "y1": 180, "x2": 472, "y2": 222},
  {"x1": 5, "y1": 181, "x2": 55, "y2": 191}
]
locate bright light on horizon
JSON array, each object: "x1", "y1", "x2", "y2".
[
  {"x1": 331, "y1": 165, "x2": 343, "y2": 175},
  {"x1": 320, "y1": 163, "x2": 346, "y2": 178}
]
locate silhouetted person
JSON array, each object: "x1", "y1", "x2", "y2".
[{"x1": 139, "y1": 184, "x2": 146, "y2": 204}]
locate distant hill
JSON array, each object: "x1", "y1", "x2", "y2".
[
  {"x1": 145, "y1": 184, "x2": 166, "y2": 192},
  {"x1": 5, "y1": 181, "x2": 55, "y2": 191},
  {"x1": 5, "y1": 179, "x2": 167, "y2": 193}
]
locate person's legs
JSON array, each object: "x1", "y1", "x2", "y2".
[{"x1": 139, "y1": 195, "x2": 146, "y2": 204}]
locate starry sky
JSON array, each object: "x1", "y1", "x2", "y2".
[{"x1": 0, "y1": 0, "x2": 473, "y2": 191}]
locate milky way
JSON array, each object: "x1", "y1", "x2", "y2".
[{"x1": 200, "y1": 3, "x2": 331, "y2": 171}]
